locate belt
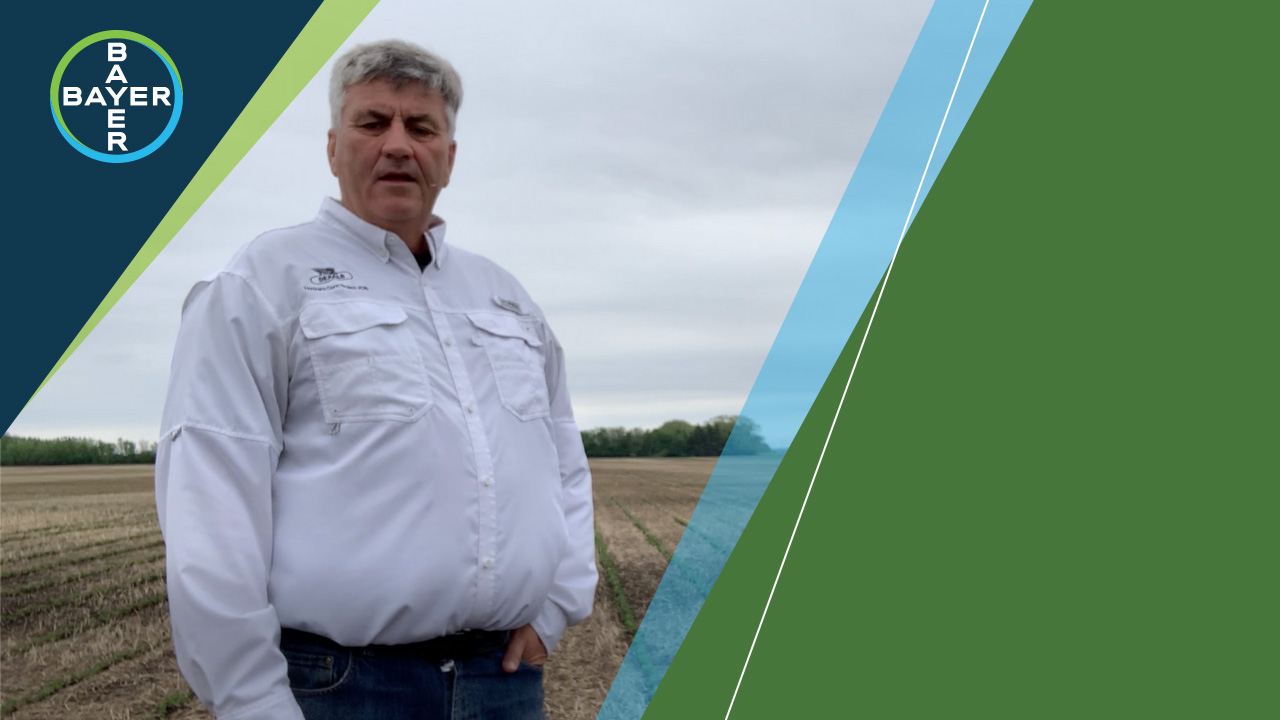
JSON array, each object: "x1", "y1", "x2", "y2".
[{"x1": 280, "y1": 627, "x2": 509, "y2": 661}]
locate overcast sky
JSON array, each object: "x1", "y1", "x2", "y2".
[{"x1": 10, "y1": 0, "x2": 932, "y2": 447}]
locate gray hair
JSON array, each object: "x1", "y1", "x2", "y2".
[{"x1": 329, "y1": 40, "x2": 463, "y2": 134}]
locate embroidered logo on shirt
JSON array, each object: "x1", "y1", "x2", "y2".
[
  {"x1": 310, "y1": 268, "x2": 354, "y2": 285},
  {"x1": 304, "y1": 268, "x2": 367, "y2": 292},
  {"x1": 493, "y1": 295, "x2": 523, "y2": 314}
]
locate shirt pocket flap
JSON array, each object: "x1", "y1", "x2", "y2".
[
  {"x1": 300, "y1": 302, "x2": 408, "y2": 339},
  {"x1": 467, "y1": 313, "x2": 544, "y2": 347}
]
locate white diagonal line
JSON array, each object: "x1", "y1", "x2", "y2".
[{"x1": 723, "y1": 3, "x2": 990, "y2": 717}]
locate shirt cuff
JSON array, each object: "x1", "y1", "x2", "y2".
[
  {"x1": 216, "y1": 688, "x2": 306, "y2": 720},
  {"x1": 530, "y1": 601, "x2": 570, "y2": 654}
]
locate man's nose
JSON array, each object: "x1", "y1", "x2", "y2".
[{"x1": 382, "y1": 120, "x2": 412, "y2": 158}]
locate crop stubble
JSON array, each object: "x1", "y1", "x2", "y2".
[{"x1": 0, "y1": 459, "x2": 713, "y2": 719}]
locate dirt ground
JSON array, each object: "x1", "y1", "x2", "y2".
[{"x1": 0, "y1": 459, "x2": 713, "y2": 719}]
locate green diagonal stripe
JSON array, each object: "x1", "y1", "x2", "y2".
[
  {"x1": 26, "y1": 0, "x2": 378, "y2": 410},
  {"x1": 648, "y1": 1, "x2": 1277, "y2": 717},
  {"x1": 643, "y1": 271, "x2": 886, "y2": 718}
]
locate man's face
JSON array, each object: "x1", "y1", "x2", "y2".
[{"x1": 327, "y1": 79, "x2": 456, "y2": 237}]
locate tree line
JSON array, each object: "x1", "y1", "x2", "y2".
[
  {"x1": 0, "y1": 434, "x2": 158, "y2": 466},
  {"x1": 2, "y1": 415, "x2": 773, "y2": 465},
  {"x1": 580, "y1": 415, "x2": 773, "y2": 458}
]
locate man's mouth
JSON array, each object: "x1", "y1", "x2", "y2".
[{"x1": 378, "y1": 172, "x2": 416, "y2": 183}]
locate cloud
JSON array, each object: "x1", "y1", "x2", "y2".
[{"x1": 10, "y1": 0, "x2": 931, "y2": 441}]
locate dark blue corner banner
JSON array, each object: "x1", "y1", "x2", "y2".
[{"x1": 3, "y1": 0, "x2": 325, "y2": 432}]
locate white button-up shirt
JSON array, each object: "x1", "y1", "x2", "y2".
[{"x1": 156, "y1": 199, "x2": 597, "y2": 720}]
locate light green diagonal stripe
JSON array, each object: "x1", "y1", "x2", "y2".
[{"x1": 26, "y1": 0, "x2": 379, "y2": 411}]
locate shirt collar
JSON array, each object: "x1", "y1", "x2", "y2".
[{"x1": 317, "y1": 197, "x2": 449, "y2": 269}]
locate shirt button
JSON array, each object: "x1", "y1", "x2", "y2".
[
  {"x1": 466, "y1": 403, "x2": 475, "y2": 414},
  {"x1": 444, "y1": 337, "x2": 453, "y2": 347},
  {"x1": 482, "y1": 475, "x2": 493, "y2": 487},
  {"x1": 481, "y1": 557, "x2": 494, "y2": 569}
]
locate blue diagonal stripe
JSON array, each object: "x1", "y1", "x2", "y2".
[{"x1": 598, "y1": 2, "x2": 1035, "y2": 718}]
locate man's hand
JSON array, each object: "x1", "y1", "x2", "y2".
[{"x1": 502, "y1": 624, "x2": 548, "y2": 673}]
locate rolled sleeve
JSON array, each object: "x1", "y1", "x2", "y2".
[
  {"x1": 156, "y1": 273, "x2": 302, "y2": 720},
  {"x1": 536, "y1": 328, "x2": 598, "y2": 652}
]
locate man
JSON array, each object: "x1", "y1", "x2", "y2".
[{"x1": 156, "y1": 40, "x2": 596, "y2": 720}]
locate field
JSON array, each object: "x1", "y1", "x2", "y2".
[{"x1": 0, "y1": 459, "x2": 714, "y2": 719}]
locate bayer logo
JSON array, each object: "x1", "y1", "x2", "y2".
[{"x1": 50, "y1": 31, "x2": 183, "y2": 163}]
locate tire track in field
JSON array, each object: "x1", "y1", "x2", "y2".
[
  {"x1": 594, "y1": 529, "x2": 638, "y2": 634},
  {"x1": 6, "y1": 636, "x2": 194, "y2": 720},
  {"x1": 3, "y1": 565, "x2": 167, "y2": 626},
  {"x1": 2, "y1": 635, "x2": 169, "y2": 718},
  {"x1": 2, "y1": 585, "x2": 168, "y2": 659},
  {"x1": 1, "y1": 601, "x2": 170, "y2": 703},
  {"x1": 594, "y1": 501, "x2": 667, "y2": 623},
  {"x1": 0, "y1": 551, "x2": 167, "y2": 600},
  {"x1": 1, "y1": 515, "x2": 156, "y2": 546},
  {"x1": 542, "y1": 582, "x2": 630, "y2": 720},
  {"x1": 1, "y1": 538, "x2": 165, "y2": 582},
  {"x1": 613, "y1": 501, "x2": 672, "y2": 560},
  {"x1": 3, "y1": 528, "x2": 160, "y2": 566}
]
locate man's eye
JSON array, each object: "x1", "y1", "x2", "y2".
[
  {"x1": 411, "y1": 126, "x2": 435, "y2": 136},
  {"x1": 360, "y1": 121, "x2": 386, "y2": 130}
]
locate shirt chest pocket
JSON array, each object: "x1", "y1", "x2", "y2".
[
  {"x1": 299, "y1": 302, "x2": 433, "y2": 424},
  {"x1": 467, "y1": 313, "x2": 552, "y2": 421}
]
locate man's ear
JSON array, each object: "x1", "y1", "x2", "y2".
[
  {"x1": 327, "y1": 130, "x2": 338, "y2": 177},
  {"x1": 443, "y1": 140, "x2": 457, "y2": 188}
]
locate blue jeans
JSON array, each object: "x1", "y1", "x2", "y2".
[{"x1": 280, "y1": 628, "x2": 546, "y2": 720}]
